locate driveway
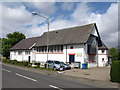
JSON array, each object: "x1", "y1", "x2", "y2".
[{"x1": 63, "y1": 66, "x2": 111, "y2": 81}]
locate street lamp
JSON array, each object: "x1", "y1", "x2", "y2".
[{"x1": 32, "y1": 12, "x2": 49, "y2": 68}]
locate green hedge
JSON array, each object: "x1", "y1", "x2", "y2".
[
  {"x1": 2, "y1": 59, "x2": 29, "y2": 66},
  {"x1": 110, "y1": 60, "x2": 120, "y2": 83}
]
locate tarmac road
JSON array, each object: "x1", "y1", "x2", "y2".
[{"x1": 1, "y1": 64, "x2": 103, "y2": 89}]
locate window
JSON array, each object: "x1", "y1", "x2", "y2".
[
  {"x1": 18, "y1": 51, "x2": 22, "y2": 55},
  {"x1": 70, "y1": 46, "x2": 73, "y2": 49},
  {"x1": 36, "y1": 45, "x2": 63, "y2": 53},
  {"x1": 25, "y1": 51, "x2": 30, "y2": 55},
  {"x1": 101, "y1": 50, "x2": 105, "y2": 53},
  {"x1": 14, "y1": 51, "x2": 17, "y2": 55}
]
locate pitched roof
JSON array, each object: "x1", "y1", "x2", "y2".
[
  {"x1": 10, "y1": 36, "x2": 41, "y2": 50},
  {"x1": 11, "y1": 23, "x2": 97, "y2": 50},
  {"x1": 35, "y1": 23, "x2": 95, "y2": 46},
  {"x1": 98, "y1": 41, "x2": 108, "y2": 50}
]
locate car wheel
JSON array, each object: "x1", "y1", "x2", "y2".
[{"x1": 53, "y1": 67, "x2": 56, "y2": 71}]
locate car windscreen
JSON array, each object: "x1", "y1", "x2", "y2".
[{"x1": 60, "y1": 62, "x2": 65, "y2": 65}]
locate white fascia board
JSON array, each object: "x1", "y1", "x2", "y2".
[{"x1": 29, "y1": 43, "x2": 36, "y2": 49}]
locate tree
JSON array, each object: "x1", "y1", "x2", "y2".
[
  {"x1": 2, "y1": 32, "x2": 26, "y2": 58},
  {"x1": 108, "y1": 48, "x2": 119, "y2": 60},
  {"x1": 0, "y1": 38, "x2": 2, "y2": 55}
]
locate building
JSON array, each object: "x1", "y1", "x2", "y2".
[{"x1": 10, "y1": 23, "x2": 109, "y2": 68}]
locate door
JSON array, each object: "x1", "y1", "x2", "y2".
[
  {"x1": 28, "y1": 56, "x2": 31, "y2": 63},
  {"x1": 69, "y1": 55, "x2": 75, "y2": 64},
  {"x1": 48, "y1": 61, "x2": 54, "y2": 69}
]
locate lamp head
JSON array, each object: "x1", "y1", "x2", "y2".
[{"x1": 32, "y1": 12, "x2": 37, "y2": 15}]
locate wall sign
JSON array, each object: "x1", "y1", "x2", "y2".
[{"x1": 77, "y1": 53, "x2": 82, "y2": 57}]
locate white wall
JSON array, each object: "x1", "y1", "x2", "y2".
[
  {"x1": 10, "y1": 50, "x2": 32, "y2": 62},
  {"x1": 35, "y1": 44, "x2": 86, "y2": 67},
  {"x1": 98, "y1": 50, "x2": 108, "y2": 67}
]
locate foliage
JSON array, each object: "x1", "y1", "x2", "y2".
[
  {"x1": 110, "y1": 60, "x2": 120, "y2": 83},
  {"x1": 2, "y1": 59, "x2": 29, "y2": 66},
  {"x1": 2, "y1": 32, "x2": 26, "y2": 58},
  {"x1": 2, "y1": 59, "x2": 53, "y2": 71},
  {"x1": 34, "y1": 62, "x2": 40, "y2": 67},
  {"x1": 108, "y1": 48, "x2": 120, "y2": 60},
  {"x1": 0, "y1": 39, "x2": 2, "y2": 55}
]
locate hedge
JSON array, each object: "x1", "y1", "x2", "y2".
[
  {"x1": 110, "y1": 60, "x2": 120, "y2": 83},
  {"x1": 2, "y1": 59, "x2": 29, "y2": 66}
]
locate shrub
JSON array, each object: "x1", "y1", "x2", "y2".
[
  {"x1": 18, "y1": 61, "x2": 29, "y2": 66},
  {"x1": 110, "y1": 60, "x2": 120, "y2": 83},
  {"x1": 34, "y1": 62, "x2": 40, "y2": 67},
  {"x1": 2, "y1": 59, "x2": 10, "y2": 63},
  {"x1": 9, "y1": 60, "x2": 18, "y2": 64}
]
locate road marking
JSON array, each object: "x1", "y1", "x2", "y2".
[
  {"x1": 15, "y1": 73, "x2": 37, "y2": 82},
  {"x1": 2, "y1": 69, "x2": 11, "y2": 73},
  {"x1": 49, "y1": 85, "x2": 63, "y2": 90}
]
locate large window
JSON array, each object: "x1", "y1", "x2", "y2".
[
  {"x1": 25, "y1": 51, "x2": 30, "y2": 55},
  {"x1": 18, "y1": 51, "x2": 22, "y2": 55},
  {"x1": 36, "y1": 45, "x2": 63, "y2": 53}
]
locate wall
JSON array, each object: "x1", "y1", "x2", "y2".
[
  {"x1": 35, "y1": 44, "x2": 86, "y2": 67},
  {"x1": 10, "y1": 50, "x2": 32, "y2": 62},
  {"x1": 98, "y1": 50, "x2": 108, "y2": 67}
]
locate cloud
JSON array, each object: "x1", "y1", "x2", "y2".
[
  {"x1": 60, "y1": 2, "x2": 75, "y2": 11},
  {"x1": 24, "y1": 2, "x2": 56, "y2": 16},
  {"x1": 1, "y1": 2, "x2": 118, "y2": 47},
  {"x1": 49, "y1": 2, "x2": 118, "y2": 47}
]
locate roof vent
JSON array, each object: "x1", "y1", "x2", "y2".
[{"x1": 56, "y1": 31, "x2": 58, "y2": 33}]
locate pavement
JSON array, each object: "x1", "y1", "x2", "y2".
[
  {"x1": 63, "y1": 66, "x2": 111, "y2": 81},
  {"x1": 1, "y1": 62, "x2": 119, "y2": 88}
]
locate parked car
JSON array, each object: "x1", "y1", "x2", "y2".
[
  {"x1": 60, "y1": 62, "x2": 71, "y2": 70},
  {"x1": 45, "y1": 60, "x2": 71, "y2": 71}
]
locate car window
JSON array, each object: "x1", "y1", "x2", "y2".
[
  {"x1": 47, "y1": 61, "x2": 51, "y2": 63},
  {"x1": 54, "y1": 61, "x2": 61, "y2": 64}
]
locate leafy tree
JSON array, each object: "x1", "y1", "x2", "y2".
[
  {"x1": 0, "y1": 38, "x2": 2, "y2": 55},
  {"x1": 2, "y1": 32, "x2": 26, "y2": 58},
  {"x1": 108, "y1": 48, "x2": 119, "y2": 60}
]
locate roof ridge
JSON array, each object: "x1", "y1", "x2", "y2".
[{"x1": 44, "y1": 23, "x2": 95, "y2": 33}]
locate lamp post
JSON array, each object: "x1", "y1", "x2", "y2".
[{"x1": 32, "y1": 12, "x2": 49, "y2": 68}]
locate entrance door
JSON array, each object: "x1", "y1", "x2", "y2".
[
  {"x1": 28, "y1": 56, "x2": 31, "y2": 63},
  {"x1": 69, "y1": 55, "x2": 75, "y2": 64}
]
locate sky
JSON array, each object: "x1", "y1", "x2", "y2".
[{"x1": 0, "y1": 1, "x2": 119, "y2": 47}]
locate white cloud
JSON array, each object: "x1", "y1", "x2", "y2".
[
  {"x1": 24, "y1": 2, "x2": 56, "y2": 16},
  {"x1": 49, "y1": 2, "x2": 118, "y2": 47},
  {"x1": 61, "y1": 2, "x2": 75, "y2": 11},
  {"x1": 1, "y1": 2, "x2": 118, "y2": 47}
]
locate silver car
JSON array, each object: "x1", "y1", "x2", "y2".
[{"x1": 45, "y1": 60, "x2": 69, "y2": 71}]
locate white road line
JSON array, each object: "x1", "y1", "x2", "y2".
[
  {"x1": 15, "y1": 73, "x2": 37, "y2": 82},
  {"x1": 49, "y1": 85, "x2": 63, "y2": 90},
  {"x1": 2, "y1": 69, "x2": 11, "y2": 73}
]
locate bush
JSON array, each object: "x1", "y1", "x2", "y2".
[
  {"x1": 2, "y1": 59, "x2": 10, "y2": 63},
  {"x1": 18, "y1": 61, "x2": 29, "y2": 66},
  {"x1": 110, "y1": 60, "x2": 120, "y2": 83},
  {"x1": 2, "y1": 59, "x2": 29, "y2": 66},
  {"x1": 10, "y1": 60, "x2": 18, "y2": 64},
  {"x1": 34, "y1": 62, "x2": 40, "y2": 67}
]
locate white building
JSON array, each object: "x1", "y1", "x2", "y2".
[{"x1": 10, "y1": 23, "x2": 109, "y2": 68}]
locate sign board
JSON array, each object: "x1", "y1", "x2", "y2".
[{"x1": 77, "y1": 53, "x2": 82, "y2": 57}]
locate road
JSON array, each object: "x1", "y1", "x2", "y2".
[{"x1": 1, "y1": 63, "x2": 110, "y2": 89}]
